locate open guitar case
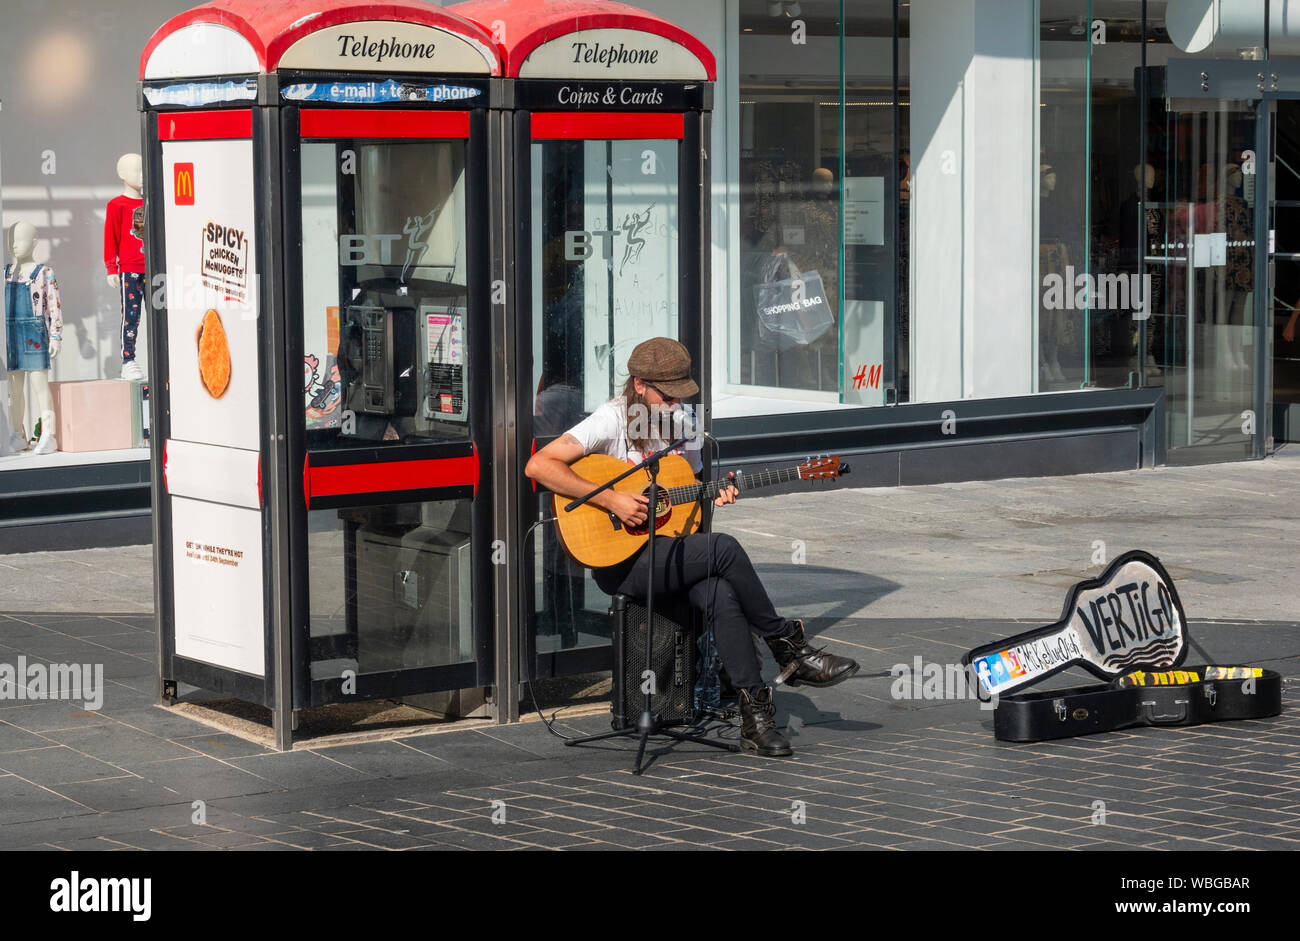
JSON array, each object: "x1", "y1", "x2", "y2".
[
  {"x1": 963, "y1": 550, "x2": 1283, "y2": 743},
  {"x1": 992, "y1": 666, "x2": 1282, "y2": 742}
]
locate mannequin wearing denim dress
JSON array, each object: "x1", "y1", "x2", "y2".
[{"x1": 5, "y1": 222, "x2": 62, "y2": 455}]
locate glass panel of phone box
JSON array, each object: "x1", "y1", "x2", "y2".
[
  {"x1": 300, "y1": 139, "x2": 474, "y2": 679},
  {"x1": 301, "y1": 139, "x2": 469, "y2": 447},
  {"x1": 530, "y1": 137, "x2": 681, "y2": 661}
]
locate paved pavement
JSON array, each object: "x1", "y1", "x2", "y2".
[{"x1": 0, "y1": 450, "x2": 1297, "y2": 850}]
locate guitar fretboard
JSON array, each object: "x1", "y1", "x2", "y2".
[{"x1": 662, "y1": 466, "x2": 802, "y2": 506}]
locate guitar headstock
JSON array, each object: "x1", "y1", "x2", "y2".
[{"x1": 797, "y1": 455, "x2": 849, "y2": 480}]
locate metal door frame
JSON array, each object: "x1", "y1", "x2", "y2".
[{"x1": 1166, "y1": 58, "x2": 1300, "y2": 458}]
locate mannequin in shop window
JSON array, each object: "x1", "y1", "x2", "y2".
[
  {"x1": 5, "y1": 222, "x2": 62, "y2": 455},
  {"x1": 1119, "y1": 163, "x2": 1164, "y2": 375},
  {"x1": 1219, "y1": 163, "x2": 1252, "y2": 371},
  {"x1": 1039, "y1": 164, "x2": 1070, "y2": 385},
  {"x1": 1173, "y1": 162, "x2": 1252, "y2": 373},
  {"x1": 104, "y1": 153, "x2": 147, "y2": 382}
]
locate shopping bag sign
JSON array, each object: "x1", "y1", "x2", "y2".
[
  {"x1": 752, "y1": 264, "x2": 834, "y2": 350},
  {"x1": 963, "y1": 550, "x2": 1188, "y2": 697},
  {"x1": 757, "y1": 278, "x2": 822, "y2": 316}
]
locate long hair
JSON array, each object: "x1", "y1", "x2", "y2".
[{"x1": 621, "y1": 375, "x2": 654, "y2": 459}]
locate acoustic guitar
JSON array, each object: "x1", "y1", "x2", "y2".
[{"x1": 554, "y1": 453, "x2": 849, "y2": 568}]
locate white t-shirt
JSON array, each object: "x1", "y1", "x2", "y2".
[{"x1": 566, "y1": 397, "x2": 703, "y2": 473}]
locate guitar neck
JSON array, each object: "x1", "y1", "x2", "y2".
[{"x1": 664, "y1": 466, "x2": 802, "y2": 505}]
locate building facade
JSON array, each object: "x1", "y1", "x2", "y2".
[
  {"x1": 0, "y1": 0, "x2": 1292, "y2": 535},
  {"x1": 3, "y1": 0, "x2": 1296, "y2": 731}
]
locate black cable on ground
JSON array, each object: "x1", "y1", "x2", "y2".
[{"x1": 517, "y1": 517, "x2": 580, "y2": 741}]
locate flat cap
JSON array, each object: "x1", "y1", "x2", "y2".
[{"x1": 627, "y1": 337, "x2": 699, "y2": 399}]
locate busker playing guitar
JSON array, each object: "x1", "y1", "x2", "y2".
[{"x1": 525, "y1": 337, "x2": 859, "y2": 757}]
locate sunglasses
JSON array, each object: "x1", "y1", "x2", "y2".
[{"x1": 643, "y1": 381, "x2": 683, "y2": 402}]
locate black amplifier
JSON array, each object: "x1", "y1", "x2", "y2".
[{"x1": 609, "y1": 594, "x2": 698, "y2": 731}]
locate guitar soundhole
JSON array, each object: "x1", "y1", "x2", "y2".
[{"x1": 624, "y1": 487, "x2": 673, "y2": 537}]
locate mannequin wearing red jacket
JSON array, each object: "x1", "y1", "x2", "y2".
[{"x1": 104, "y1": 153, "x2": 146, "y2": 382}]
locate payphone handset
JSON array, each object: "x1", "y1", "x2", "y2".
[{"x1": 338, "y1": 302, "x2": 421, "y2": 422}]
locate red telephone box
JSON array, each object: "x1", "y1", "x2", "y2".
[
  {"x1": 451, "y1": 0, "x2": 716, "y2": 698},
  {"x1": 140, "y1": 0, "x2": 502, "y2": 748},
  {"x1": 140, "y1": 0, "x2": 715, "y2": 742}
]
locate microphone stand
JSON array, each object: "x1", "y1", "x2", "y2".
[{"x1": 562, "y1": 435, "x2": 740, "y2": 774}]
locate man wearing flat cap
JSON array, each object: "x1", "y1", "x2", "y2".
[{"x1": 526, "y1": 337, "x2": 858, "y2": 757}]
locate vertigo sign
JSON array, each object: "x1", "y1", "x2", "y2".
[{"x1": 964, "y1": 550, "x2": 1189, "y2": 697}]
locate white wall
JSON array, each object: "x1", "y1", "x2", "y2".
[{"x1": 911, "y1": 0, "x2": 1037, "y2": 403}]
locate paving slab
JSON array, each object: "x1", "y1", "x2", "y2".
[{"x1": 1, "y1": 456, "x2": 1298, "y2": 849}]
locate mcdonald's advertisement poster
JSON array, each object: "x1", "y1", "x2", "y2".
[
  {"x1": 160, "y1": 136, "x2": 265, "y2": 677},
  {"x1": 160, "y1": 137, "x2": 259, "y2": 454}
]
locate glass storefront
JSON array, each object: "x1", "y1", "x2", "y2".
[
  {"x1": 2, "y1": 0, "x2": 1294, "y2": 541},
  {"x1": 732, "y1": 0, "x2": 1165, "y2": 412},
  {"x1": 1273, "y1": 98, "x2": 1300, "y2": 442},
  {"x1": 0, "y1": 3, "x2": 168, "y2": 475},
  {"x1": 724, "y1": 0, "x2": 1273, "y2": 461},
  {"x1": 1040, "y1": 0, "x2": 1266, "y2": 460},
  {"x1": 735, "y1": 0, "x2": 902, "y2": 406}
]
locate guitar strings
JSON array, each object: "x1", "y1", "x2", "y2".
[{"x1": 662, "y1": 466, "x2": 801, "y2": 506}]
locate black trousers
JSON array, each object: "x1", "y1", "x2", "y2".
[{"x1": 594, "y1": 533, "x2": 790, "y2": 690}]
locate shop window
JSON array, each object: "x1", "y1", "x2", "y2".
[
  {"x1": 1, "y1": 14, "x2": 154, "y2": 471},
  {"x1": 734, "y1": 0, "x2": 903, "y2": 407},
  {"x1": 1039, "y1": 2, "x2": 1159, "y2": 394}
]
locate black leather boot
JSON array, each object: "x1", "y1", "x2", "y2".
[
  {"x1": 766, "y1": 620, "x2": 860, "y2": 688},
  {"x1": 738, "y1": 686, "x2": 792, "y2": 757}
]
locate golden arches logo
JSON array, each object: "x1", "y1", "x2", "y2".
[{"x1": 174, "y1": 163, "x2": 195, "y2": 205}]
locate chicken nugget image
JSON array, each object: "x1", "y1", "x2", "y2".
[{"x1": 197, "y1": 308, "x2": 232, "y2": 398}]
